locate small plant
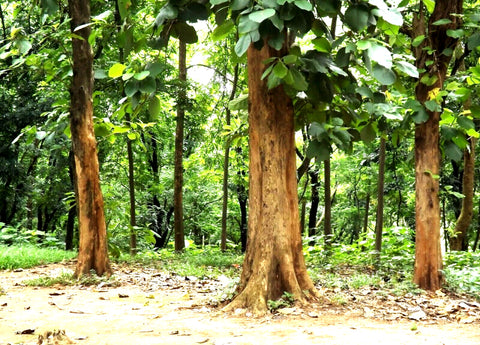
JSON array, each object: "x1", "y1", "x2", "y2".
[{"x1": 267, "y1": 291, "x2": 295, "y2": 311}]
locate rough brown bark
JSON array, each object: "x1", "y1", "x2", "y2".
[
  {"x1": 174, "y1": 40, "x2": 186, "y2": 251},
  {"x1": 69, "y1": 0, "x2": 111, "y2": 277},
  {"x1": 412, "y1": 0, "x2": 463, "y2": 290},
  {"x1": 224, "y1": 42, "x2": 318, "y2": 315},
  {"x1": 450, "y1": 137, "x2": 476, "y2": 251}
]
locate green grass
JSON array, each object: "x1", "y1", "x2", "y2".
[
  {"x1": 117, "y1": 247, "x2": 244, "y2": 278},
  {"x1": 0, "y1": 245, "x2": 77, "y2": 270},
  {"x1": 23, "y1": 272, "x2": 120, "y2": 287}
]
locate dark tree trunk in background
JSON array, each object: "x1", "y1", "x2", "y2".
[
  {"x1": 450, "y1": 137, "x2": 476, "y2": 251},
  {"x1": 238, "y1": 182, "x2": 248, "y2": 253},
  {"x1": 412, "y1": 0, "x2": 463, "y2": 290},
  {"x1": 65, "y1": 149, "x2": 76, "y2": 251},
  {"x1": 374, "y1": 137, "x2": 386, "y2": 263},
  {"x1": 308, "y1": 168, "x2": 320, "y2": 237},
  {"x1": 174, "y1": 39, "x2": 186, "y2": 251},
  {"x1": 69, "y1": 0, "x2": 111, "y2": 277},
  {"x1": 324, "y1": 157, "x2": 332, "y2": 247},
  {"x1": 221, "y1": 64, "x2": 239, "y2": 251}
]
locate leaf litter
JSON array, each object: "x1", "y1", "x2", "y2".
[{"x1": 0, "y1": 261, "x2": 479, "y2": 345}]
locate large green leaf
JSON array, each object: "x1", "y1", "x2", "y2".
[
  {"x1": 314, "y1": 0, "x2": 341, "y2": 15},
  {"x1": 444, "y1": 142, "x2": 463, "y2": 162},
  {"x1": 139, "y1": 76, "x2": 157, "y2": 94},
  {"x1": 457, "y1": 116, "x2": 475, "y2": 130},
  {"x1": 306, "y1": 140, "x2": 330, "y2": 161},
  {"x1": 294, "y1": 0, "x2": 312, "y2": 11},
  {"x1": 235, "y1": 34, "x2": 251, "y2": 56},
  {"x1": 372, "y1": 64, "x2": 396, "y2": 85},
  {"x1": 180, "y1": 3, "x2": 209, "y2": 22},
  {"x1": 360, "y1": 123, "x2": 376, "y2": 144},
  {"x1": 173, "y1": 22, "x2": 198, "y2": 43},
  {"x1": 367, "y1": 43, "x2": 392, "y2": 69},
  {"x1": 109, "y1": 63, "x2": 126, "y2": 78},
  {"x1": 312, "y1": 37, "x2": 331, "y2": 53},
  {"x1": 148, "y1": 95, "x2": 161, "y2": 120},
  {"x1": 155, "y1": 3, "x2": 178, "y2": 28},
  {"x1": 249, "y1": 9, "x2": 276, "y2": 23},
  {"x1": 394, "y1": 60, "x2": 419, "y2": 78},
  {"x1": 344, "y1": 4, "x2": 369, "y2": 32},
  {"x1": 212, "y1": 20, "x2": 235, "y2": 41},
  {"x1": 239, "y1": 15, "x2": 260, "y2": 33}
]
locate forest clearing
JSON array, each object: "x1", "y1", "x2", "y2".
[
  {"x1": 2, "y1": 0, "x2": 480, "y2": 340},
  {"x1": 1, "y1": 261, "x2": 480, "y2": 345}
]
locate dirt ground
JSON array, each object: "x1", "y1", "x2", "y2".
[{"x1": 1, "y1": 262, "x2": 479, "y2": 345}]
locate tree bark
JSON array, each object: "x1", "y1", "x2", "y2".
[
  {"x1": 308, "y1": 168, "x2": 320, "y2": 237},
  {"x1": 450, "y1": 137, "x2": 476, "y2": 251},
  {"x1": 374, "y1": 137, "x2": 386, "y2": 260},
  {"x1": 224, "y1": 41, "x2": 318, "y2": 315},
  {"x1": 69, "y1": 0, "x2": 111, "y2": 277},
  {"x1": 221, "y1": 64, "x2": 239, "y2": 251},
  {"x1": 412, "y1": 0, "x2": 463, "y2": 290},
  {"x1": 174, "y1": 39, "x2": 186, "y2": 251},
  {"x1": 324, "y1": 157, "x2": 332, "y2": 247}
]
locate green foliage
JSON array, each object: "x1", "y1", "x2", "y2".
[
  {"x1": 267, "y1": 291, "x2": 295, "y2": 310},
  {"x1": 23, "y1": 271, "x2": 119, "y2": 287},
  {"x1": 0, "y1": 223, "x2": 65, "y2": 249},
  {"x1": 117, "y1": 247, "x2": 244, "y2": 279},
  {"x1": 0, "y1": 245, "x2": 76, "y2": 270}
]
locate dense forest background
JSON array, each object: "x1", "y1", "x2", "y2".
[{"x1": 1, "y1": 0, "x2": 480, "y2": 273}]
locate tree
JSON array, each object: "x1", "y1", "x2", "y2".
[
  {"x1": 174, "y1": 39, "x2": 187, "y2": 251},
  {"x1": 450, "y1": 137, "x2": 476, "y2": 250},
  {"x1": 374, "y1": 136, "x2": 386, "y2": 264},
  {"x1": 69, "y1": 0, "x2": 111, "y2": 277},
  {"x1": 412, "y1": 0, "x2": 463, "y2": 290},
  {"x1": 224, "y1": 41, "x2": 318, "y2": 315}
]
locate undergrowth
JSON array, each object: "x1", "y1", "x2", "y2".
[{"x1": 0, "y1": 245, "x2": 77, "y2": 270}]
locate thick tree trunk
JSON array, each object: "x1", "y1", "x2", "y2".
[
  {"x1": 374, "y1": 137, "x2": 386, "y2": 258},
  {"x1": 412, "y1": 0, "x2": 463, "y2": 291},
  {"x1": 69, "y1": 0, "x2": 111, "y2": 277},
  {"x1": 450, "y1": 137, "x2": 476, "y2": 251},
  {"x1": 174, "y1": 39, "x2": 186, "y2": 251},
  {"x1": 224, "y1": 42, "x2": 318, "y2": 315}
]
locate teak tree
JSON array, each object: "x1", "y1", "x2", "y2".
[
  {"x1": 224, "y1": 40, "x2": 318, "y2": 315},
  {"x1": 69, "y1": 0, "x2": 111, "y2": 277},
  {"x1": 412, "y1": 0, "x2": 463, "y2": 290}
]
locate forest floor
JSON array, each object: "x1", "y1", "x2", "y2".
[{"x1": 1, "y1": 261, "x2": 479, "y2": 345}]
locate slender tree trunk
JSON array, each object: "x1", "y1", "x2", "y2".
[
  {"x1": 221, "y1": 64, "x2": 239, "y2": 251},
  {"x1": 174, "y1": 39, "x2": 186, "y2": 251},
  {"x1": 69, "y1": 0, "x2": 111, "y2": 277},
  {"x1": 450, "y1": 137, "x2": 476, "y2": 251},
  {"x1": 126, "y1": 115, "x2": 137, "y2": 255},
  {"x1": 363, "y1": 192, "x2": 370, "y2": 234},
  {"x1": 65, "y1": 149, "x2": 76, "y2": 251},
  {"x1": 224, "y1": 41, "x2": 318, "y2": 315},
  {"x1": 237, "y1": 178, "x2": 248, "y2": 253},
  {"x1": 324, "y1": 157, "x2": 332, "y2": 247},
  {"x1": 412, "y1": 0, "x2": 463, "y2": 290},
  {"x1": 374, "y1": 137, "x2": 386, "y2": 260},
  {"x1": 308, "y1": 169, "x2": 320, "y2": 237},
  {"x1": 114, "y1": 2, "x2": 137, "y2": 256},
  {"x1": 473, "y1": 198, "x2": 480, "y2": 251}
]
